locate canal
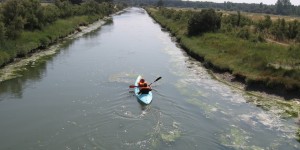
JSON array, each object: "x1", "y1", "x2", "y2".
[{"x1": 0, "y1": 7, "x2": 299, "y2": 150}]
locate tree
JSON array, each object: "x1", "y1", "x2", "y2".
[
  {"x1": 1, "y1": 0, "x2": 26, "y2": 26},
  {"x1": 237, "y1": 27, "x2": 250, "y2": 40},
  {"x1": 263, "y1": 15, "x2": 272, "y2": 29},
  {"x1": 157, "y1": 0, "x2": 164, "y2": 7},
  {"x1": 237, "y1": 11, "x2": 241, "y2": 27},
  {"x1": 286, "y1": 20, "x2": 299, "y2": 39},
  {"x1": 94, "y1": 0, "x2": 112, "y2": 3},
  {"x1": 0, "y1": 22, "x2": 5, "y2": 42},
  {"x1": 22, "y1": 0, "x2": 44, "y2": 30},
  {"x1": 6, "y1": 16, "x2": 26, "y2": 39},
  {"x1": 55, "y1": 0, "x2": 74, "y2": 18},
  {"x1": 256, "y1": 15, "x2": 272, "y2": 32},
  {"x1": 271, "y1": 18, "x2": 286, "y2": 41},
  {"x1": 81, "y1": 0, "x2": 100, "y2": 15},
  {"x1": 42, "y1": 4, "x2": 59, "y2": 24},
  {"x1": 275, "y1": 0, "x2": 292, "y2": 15},
  {"x1": 1, "y1": 0, "x2": 45, "y2": 31},
  {"x1": 187, "y1": 9, "x2": 221, "y2": 36},
  {"x1": 70, "y1": 0, "x2": 83, "y2": 4}
]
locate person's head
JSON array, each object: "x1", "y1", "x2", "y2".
[
  {"x1": 143, "y1": 83, "x2": 148, "y2": 87},
  {"x1": 140, "y1": 79, "x2": 145, "y2": 83}
]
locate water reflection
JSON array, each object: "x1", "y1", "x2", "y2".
[{"x1": 0, "y1": 56, "x2": 52, "y2": 100}]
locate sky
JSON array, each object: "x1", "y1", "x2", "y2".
[{"x1": 185, "y1": 0, "x2": 300, "y2": 6}]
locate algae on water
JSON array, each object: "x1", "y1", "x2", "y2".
[
  {"x1": 245, "y1": 95, "x2": 300, "y2": 118},
  {"x1": 161, "y1": 130, "x2": 181, "y2": 142},
  {"x1": 187, "y1": 98, "x2": 218, "y2": 118},
  {"x1": 160, "y1": 121, "x2": 181, "y2": 142},
  {"x1": 297, "y1": 128, "x2": 300, "y2": 142},
  {"x1": 219, "y1": 126, "x2": 260, "y2": 149}
]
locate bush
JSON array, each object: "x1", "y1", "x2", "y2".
[
  {"x1": 42, "y1": 5, "x2": 60, "y2": 24},
  {"x1": 6, "y1": 16, "x2": 25, "y2": 40},
  {"x1": 187, "y1": 9, "x2": 221, "y2": 36},
  {"x1": 0, "y1": 22, "x2": 5, "y2": 42},
  {"x1": 222, "y1": 12, "x2": 252, "y2": 28},
  {"x1": 237, "y1": 27, "x2": 250, "y2": 40},
  {"x1": 39, "y1": 37, "x2": 50, "y2": 48},
  {"x1": 0, "y1": 51, "x2": 10, "y2": 66}
]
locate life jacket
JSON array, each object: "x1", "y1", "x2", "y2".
[
  {"x1": 139, "y1": 86, "x2": 152, "y2": 94},
  {"x1": 138, "y1": 81, "x2": 147, "y2": 87}
]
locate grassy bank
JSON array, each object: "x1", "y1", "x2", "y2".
[
  {"x1": 0, "y1": 0, "x2": 126, "y2": 68},
  {"x1": 0, "y1": 15, "x2": 101, "y2": 67},
  {"x1": 147, "y1": 7, "x2": 300, "y2": 141},
  {"x1": 147, "y1": 8, "x2": 300, "y2": 97}
]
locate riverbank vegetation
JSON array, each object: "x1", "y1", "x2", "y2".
[
  {"x1": 0, "y1": 0, "x2": 125, "y2": 67},
  {"x1": 146, "y1": 6, "x2": 300, "y2": 141},
  {"x1": 147, "y1": 7, "x2": 300, "y2": 98},
  {"x1": 115, "y1": 0, "x2": 300, "y2": 16}
]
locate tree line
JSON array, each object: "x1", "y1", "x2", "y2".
[
  {"x1": 0, "y1": 0, "x2": 115, "y2": 41},
  {"x1": 0, "y1": 0, "x2": 124, "y2": 67},
  {"x1": 114, "y1": 0, "x2": 300, "y2": 16}
]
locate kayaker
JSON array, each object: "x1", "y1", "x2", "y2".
[
  {"x1": 138, "y1": 78, "x2": 147, "y2": 87},
  {"x1": 138, "y1": 83, "x2": 152, "y2": 94}
]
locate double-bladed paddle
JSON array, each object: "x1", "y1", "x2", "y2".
[{"x1": 129, "y1": 76, "x2": 162, "y2": 88}]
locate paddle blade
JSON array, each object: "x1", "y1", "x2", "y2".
[
  {"x1": 154, "y1": 77, "x2": 162, "y2": 82},
  {"x1": 129, "y1": 85, "x2": 137, "y2": 88}
]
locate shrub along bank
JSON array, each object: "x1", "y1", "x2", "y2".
[
  {"x1": 147, "y1": 8, "x2": 300, "y2": 97},
  {"x1": 0, "y1": 0, "x2": 125, "y2": 67}
]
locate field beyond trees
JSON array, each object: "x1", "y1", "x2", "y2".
[{"x1": 147, "y1": 7, "x2": 300, "y2": 98}]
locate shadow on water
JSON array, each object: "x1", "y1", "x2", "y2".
[
  {"x1": 0, "y1": 18, "x2": 114, "y2": 102},
  {"x1": 0, "y1": 56, "x2": 52, "y2": 100},
  {"x1": 82, "y1": 21, "x2": 114, "y2": 39},
  {"x1": 0, "y1": 36, "x2": 82, "y2": 101}
]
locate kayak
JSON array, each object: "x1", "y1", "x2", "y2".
[{"x1": 134, "y1": 75, "x2": 153, "y2": 104}]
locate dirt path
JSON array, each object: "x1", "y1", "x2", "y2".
[{"x1": 266, "y1": 38, "x2": 290, "y2": 47}]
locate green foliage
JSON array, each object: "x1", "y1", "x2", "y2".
[
  {"x1": 6, "y1": 16, "x2": 26, "y2": 39},
  {"x1": 271, "y1": 18, "x2": 287, "y2": 40},
  {"x1": 94, "y1": 0, "x2": 113, "y2": 3},
  {"x1": 70, "y1": 0, "x2": 83, "y2": 4},
  {"x1": 81, "y1": 0, "x2": 101, "y2": 15},
  {"x1": 0, "y1": 51, "x2": 10, "y2": 67},
  {"x1": 23, "y1": 0, "x2": 45, "y2": 30},
  {"x1": 236, "y1": 27, "x2": 250, "y2": 40},
  {"x1": 297, "y1": 128, "x2": 300, "y2": 142},
  {"x1": 288, "y1": 44, "x2": 300, "y2": 60},
  {"x1": 0, "y1": 22, "x2": 5, "y2": 42},
  {"x1": 256, "y1": 15, "x2": 272, "y2": 32},
  {"x1": 286, "y1": 20, "x2": 299, "y2": 39},
  {"x1": 276, "y1": 0, "x2": 292, "y2": 15},
  {"x1": 187, "y1": 9, "x2": 221, "y2": 36},
  {"x1": 156, "y1": 0, "x2": 164, "y2": 7},
  {"x1": 222, "y1": 12, "x2": 252, "y2": 28},
  {"x1": 148, "y1": 8, "x2": 300, "y2": 91},
  {"x1": 55, "y1": 0, "x2": 74, "y2": 18},
  {"x1": 0, "y1": 0, "x2": 122, "y2": 67},
  {"x1": 1, "y1": 0, "x2": 45, "y2": 31},
  {"x1": 42, "y1": 4, "x2": 59, "y2": 24}
]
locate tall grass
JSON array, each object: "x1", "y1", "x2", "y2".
[{"x1": 147, "y1": 8, "x2": 300, "y2": 92}]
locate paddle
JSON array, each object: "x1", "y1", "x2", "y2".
[
  {"x1": 129, "y1": 76, "x2": 162, "y2": 88},
  {"x1": 149, "y1": 76, "x2": 162, "y2": 86}
]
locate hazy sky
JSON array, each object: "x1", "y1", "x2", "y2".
[{"x1": 186, "y1": 0, "x2": 300, "y2": 6}]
